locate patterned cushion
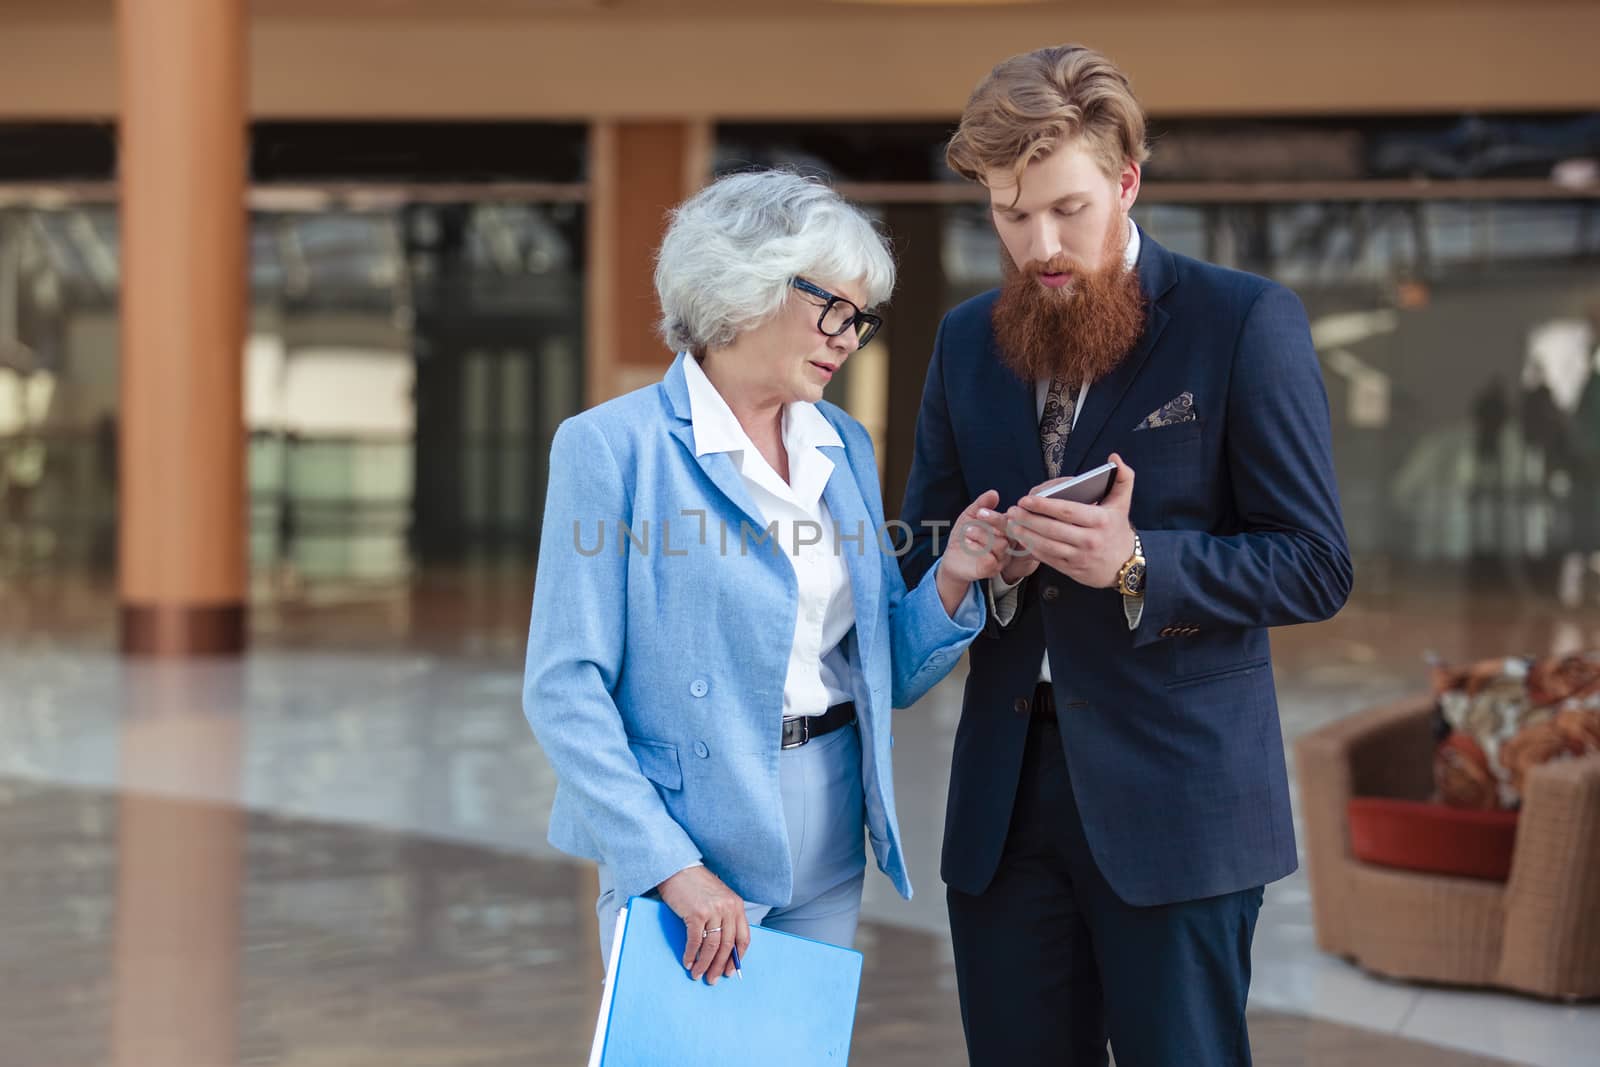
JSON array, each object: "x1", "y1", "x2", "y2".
[{"x1": 1430, "y1": 652, "x2": 1600, "y2": 810}]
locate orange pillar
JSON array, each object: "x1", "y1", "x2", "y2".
[
  {"x1": 586, "y1": 120, "x2": 712, "y2": 405},
  {"x1": 117, "y1": 0, "x2": 248, "y2": 655}
]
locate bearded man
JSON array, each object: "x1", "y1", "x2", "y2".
[{"x1": 898, "y1": 44, "x2": 1353, "y2": 1067}]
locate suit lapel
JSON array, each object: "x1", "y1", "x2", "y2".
[
  {"x1": 1058, "y1": 303, "x2": 1170, "y2": 476},
  {"x1": 668, "y1": 425, "x2": 769, "y2": 531},
  {"x1": 819, "y1": 444, "x2": 882, "y2": 663},
  {"x1": 661, "y1": 355, "x2": 769, "y2": 532},
  {"x1": 1057, "y1": 231, "x2": 1178, "y2": 476}
]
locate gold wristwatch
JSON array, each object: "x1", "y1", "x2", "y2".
[{"x1": 1115, "y1": 529, "x2": 1146, "y2": 598}]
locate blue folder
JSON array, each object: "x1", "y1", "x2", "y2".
[{"x1": 588, "y1": 895, "x2": 863, "y2": 1066}]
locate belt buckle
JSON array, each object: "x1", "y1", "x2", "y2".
[{"x1": 781, "y1": 716, "x2": 809, "y2": 750}]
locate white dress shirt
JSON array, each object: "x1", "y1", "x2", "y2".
[
  {"x1": 992, "y1": 223, "x2": 1144, "y2": 683},
  {"x1": 683, "y1": 354, "x2": 855, "y2": 718}
]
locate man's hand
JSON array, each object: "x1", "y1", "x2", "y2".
[
  {"x1": 656, "y1": 866, "x2": 750, "y2": 984},
  {"x1": 997, "y1": 538, "x2": 1041, "y2": 586},
  {"x1": 1005, "y1": 454, "x2": 1137, "y2": 589}
]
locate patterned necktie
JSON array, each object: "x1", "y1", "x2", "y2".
[{"x1": 1039, "y1": 377, "x2": 1080, "y2": 478}]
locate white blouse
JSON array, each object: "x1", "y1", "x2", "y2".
[{"x1": 683, "y1": 354, "x2": 855, "y2": 719}]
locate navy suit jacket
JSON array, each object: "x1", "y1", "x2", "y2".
[{"x1": 900, "y1": 229, "x2": 1353, "y2": 907}]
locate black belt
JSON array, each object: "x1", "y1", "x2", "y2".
[{"x1": 781, "y1": 701, "x2": 856, "y2": 750}]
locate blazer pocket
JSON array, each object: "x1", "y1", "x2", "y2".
[
  {"x1": 1122, "y1": 418, "x2": 1203, "y2": 469},
  {"x1": 1137, "y1": 418, "x2": 1203, "y2": 442},
  {"x1": 1165, "y1": 657, "x2": 1270, "y2": 690},
  {"x1": 627, "y1": 736, "x2": 683, "y2": 790}
]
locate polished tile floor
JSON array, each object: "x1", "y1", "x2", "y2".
[
  {"x1": 0, "y1": 778, "x2": 1545, "y2": 1067},
  {"x1": 2, "y1": 570, "x2": 1598, "y2": 1066}
]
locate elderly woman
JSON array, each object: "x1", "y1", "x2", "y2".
[{"x1": 523, "y1": 170, "x2": 1010, "y2": 985}]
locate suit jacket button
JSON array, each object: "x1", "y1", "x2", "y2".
[
  {"x1": 1041, "y1": 585, "x2": 1059, "y2": 602},
  {"x1": 1160, "y1": 627, "x2": 1174, "y2": 638},
  {"x1": 694, "y1": 741, "x2": 710, "y2": 759},
  {"x1": 689, "y1": 679, "x2": 709, "y2": 698},
  {"x1": 1013, "y1": 697, "x2": 1031, "y2": 716}
]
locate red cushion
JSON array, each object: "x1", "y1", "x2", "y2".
[{"x1": 1347, "y1": 797, "x2": 1519, "y2": 882}]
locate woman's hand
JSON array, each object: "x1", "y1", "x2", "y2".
[
  {"x1": 935, "y1": 490, "x2": 1013, "y2": 615},
  {"x1": 656, "y1": 865, "x2": 751, "y2": 984}
]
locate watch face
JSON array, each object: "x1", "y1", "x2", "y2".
[{"x1": 1123, "y1": 563, "x2": 1146, "y2": 595}]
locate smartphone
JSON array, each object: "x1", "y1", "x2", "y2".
[{"x1": 1032, "y1": 461, "x2": 1117, "y2": 505}]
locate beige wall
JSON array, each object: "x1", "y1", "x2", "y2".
[{"x1": 1, "y1": 6, "x2": 1598, "y2": 120}]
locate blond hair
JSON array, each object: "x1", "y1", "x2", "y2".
[{"x1": 946, "y1": 45, "x2": 1150, "y2": 198}]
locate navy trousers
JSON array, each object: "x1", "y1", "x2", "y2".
[{"x1": 947, "y1": 706, "x2": 1263, "y2": 1067}]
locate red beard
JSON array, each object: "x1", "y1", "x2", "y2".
[{"x1": 992, "y1": 221, "x2": 1147, "y2": 386}]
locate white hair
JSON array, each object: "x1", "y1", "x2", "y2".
[{"x1": 654, "y1": 170, "x2": 896, "y2": 354}]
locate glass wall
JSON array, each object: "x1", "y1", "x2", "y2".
[
  {"x1": 0, "y1": 205, "x2": 119, "y2": 578},
  {"x1": 0, "y1": 120, "x2": 589, "y2": 611},
  {"x1": 0, "y1": 198, "x2": 585, "y2": 591},
  {"x1": 5, "y1": 115, "x2": 1596, "y2": 633},
  {"x1": 943, "y1": 197, "x2": 1600, "y2": 608},
  {"x1": 717, "y1": 115, "x2": 1600, "y2": 620}
]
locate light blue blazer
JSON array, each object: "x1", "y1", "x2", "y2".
[{"x1": 523, "y1": 353, "x2": 984, "y2": 909}]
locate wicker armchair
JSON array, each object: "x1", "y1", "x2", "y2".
[{"x1": 1295, "y1": 696, "x2": 1600, "y2": 1000}]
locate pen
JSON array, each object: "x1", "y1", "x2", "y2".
[{"x1": 730, "y1": 943, "x2": 743, "y2": 980}]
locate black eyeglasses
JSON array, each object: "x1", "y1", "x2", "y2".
[{"x1": 792, "y1": 278, "x2": 883, "y2": 348}]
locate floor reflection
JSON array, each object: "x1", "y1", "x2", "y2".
[
  {"x1": 2, "y1": 569, "x2": 1597, "y2": 1065},
  {"x1": 0, "y1": 778, "x2": 1534, "y2": 1067}
]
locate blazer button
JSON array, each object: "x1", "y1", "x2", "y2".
[
  {"x1": 689, "y1": 679, "x2": 709, "y2": 698},
  {"x1": 1160, "y1": 627, "x2": 1174, "y2": 638},
  {"x1": 694, "y1": 741, "x2": 710, "y2": 759},
  {"x1": 1042, "y1": 585, "x2": 1060, "y2": 602},
  {"x1": 1013, "y1": 697, "x2": 1031, "y2": 716}
]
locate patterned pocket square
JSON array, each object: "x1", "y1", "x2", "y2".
[{"x1": 1135, "y1": 392, "x2": 1196, "y2": 430}]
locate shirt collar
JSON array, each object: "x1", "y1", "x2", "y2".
[
  {"x1": 682, "y1": 352, "x2": 843, "y2": 510},
  {"x1": 784, "y1": 394, "x2": 845, "y2": 452},
  {"x1": 682, "y1": 352, "x2": 843, "y2": 457},
  {"x1": 682, "y1": 352, "x2": 746, "y2": 457}
]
